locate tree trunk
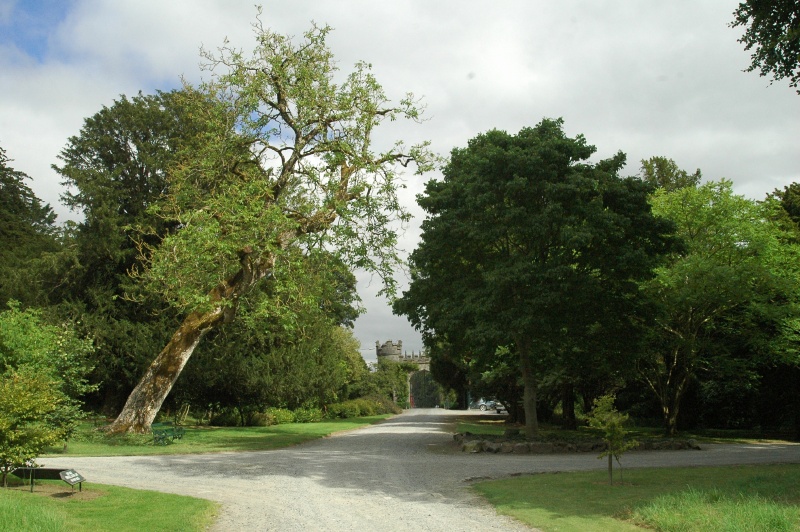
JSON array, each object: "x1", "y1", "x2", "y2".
[
  {"x1": 518, "y1": 339, "x2": 538, "y2": 439},
  {"x1": 562, "y1": 382, "x2": 577, "y2": 430},
  {"x1": 106, "y1": 306, "x2": 224, "y2": 433}
]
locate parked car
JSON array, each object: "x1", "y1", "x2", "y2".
[
  {"x1": 495, "y1": 402, "x2": 507, "y2": 414},
  {"x1": 469, "y1": 398, "x2": 496, "y2": 411}
]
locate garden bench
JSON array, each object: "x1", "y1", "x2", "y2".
[
  {"x1": 12, "y1": 467, "x2": 85, "y2": 492},
  {"x1": 151, "y1": 421, "x2": 185, "y2": 445}
]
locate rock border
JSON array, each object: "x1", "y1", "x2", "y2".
[{"x1": 454, "y1": 432, "x2": 702, "y2": 454}]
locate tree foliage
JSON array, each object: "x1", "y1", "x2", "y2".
[
  {"x1": 0, "y1": 369, "x2": 66, "y2": 487},
  {"x1": 175, "y1": 251, "x2": 365, "y2": 418},
  {"x1": 731, "y1": 1, "x2": 800, "y2": 93},
  {"x1": 108, "y1": 14, "x2": 432, "y2": 432},
  {"x1": 587, "y1": 394, "x2": 637, "y2": 486},
  {"x1": 0, "y1": 145, "x2": 59, "y2": 306},
  {"x1": 52, "y1": 90, "x2": 209, "y2": 412},
  {"x1": 396, "y1": 118, "x2": 676, "y2": 438},
  {"x1": 639, "y1": 156, "x2": 702, "y2": 191},
  {"x1": 640, "y1": 180, "x2": 800, "y2": 434},
  {"x1": 0, "y1": 303, "x2": 95, "y2": 484}
]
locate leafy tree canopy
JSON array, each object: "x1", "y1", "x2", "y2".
[
  {"x1": 640, "y1": 180, "x2": 800, "y2": 434},
  {"x1": 396, "y1": 118, "x2": 676, "y2": 437},
  {"x1": 731, "y1": 0, "x2": 800, "y2": 93},
  {"x1": 108, "y1": 13, "x2": 433, "y2": 432},
  {"x1": 639, "y1": 156, "x2": 701, "y2": 191},
  {"x1": 0, "y1": 302, "x2": 96, "y2": 483}
]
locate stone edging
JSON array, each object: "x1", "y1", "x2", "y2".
[{"x1": 454, "y1": 432, "x2": 702, "y2": 454}]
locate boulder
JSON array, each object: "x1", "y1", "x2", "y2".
[{"x1": 462, "y1": 440, "x2": 485, "y2": 453}]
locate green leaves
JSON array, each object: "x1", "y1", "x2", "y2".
[
  {"x1": 0, "y1": 304, "x2": 95, "y2": 485},
  {"x1": 731, "y1": 1, "x2": 800, "y2": 93},
  {"x1": 397, "y1": 118, "x2": 677, "y2": 435}
]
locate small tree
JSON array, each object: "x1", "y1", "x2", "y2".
[
  {"x1": 0, "y1": 369, "x2": 66, "y2": 487},
  {"x1": 0, "y1": 302, "x2": 96, "y2": 455},
  {"x1": 587, "y1": 394, "x2": 637, "y2": 486}
]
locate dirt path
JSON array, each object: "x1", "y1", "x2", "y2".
[{"x1": 43, "y1": 409, "x2": 800, "y2": 531}]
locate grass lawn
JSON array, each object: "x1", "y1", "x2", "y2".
[
  {"x1": 473, "y1": 464, "x2": 800, "y2": 531},
  {"x1": 44, "y1": 415, "x2": 391, "y2": 457},
  {"x1": 0, "y1": 480, "x2": 217, "y2": 532}
]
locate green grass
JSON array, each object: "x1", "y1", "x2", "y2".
[
  {"x1": 473, "y1": 464, "x2": 800, "y2": 531},
  {"x1": 45, "y1": 415, "x2": 390, "y2": 457},
  {"x1": 0, "y1": 481, "x2": 217, "y2": 531}
]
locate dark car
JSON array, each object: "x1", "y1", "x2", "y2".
[{"x1": 469, "y1": 398, "x2": 496, "y2": 411}]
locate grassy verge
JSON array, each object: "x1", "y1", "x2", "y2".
[
  {"x1": 45, "y1": 415, "x2": 391, "y2": 457},
  {"x1": 0, "y1": 480, "x2": 217, "y2": 531},
  {"x1": 473, "y1": 464, "x2": 800, "y2": 531}
]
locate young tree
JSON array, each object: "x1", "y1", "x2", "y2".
[
  {"x1": 108, "y1": 16, "x2": 432, "y2": 433},
  {"x1": 0, "y1": 369, "x2": 66, "y2": 487},
  {"x1": 0, "y1": 303, "x2": 95, "y2": 482},
  {"x1": 730, "y1": 1, "x2": 800, "y2": 93},
  {"x1": 396, "y1": 119, "x2": 675, "y2": 438},
  {"x1": 587, "y1": 394, "x2": 637, "y2": 486}
]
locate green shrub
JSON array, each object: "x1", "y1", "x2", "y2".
[
  {"x1": 293, "y1": 406, "x2": 324, "y2": 423},
  {"x1": 264, "y1": 407, "x2": 294, "y2": 425},
  {"x1": 325, "y1": 395, "x2": 402, "y2": 419},
  {"x1": 209, "y1": 410, "x2": 239, "y2": 427},
  {"x1": 249, "y1": 412, "x2": 271, "y2": 427}
]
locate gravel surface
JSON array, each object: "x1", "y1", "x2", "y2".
[{"x1": 43, "y1": 409, "x2": 800, "y2": 531}]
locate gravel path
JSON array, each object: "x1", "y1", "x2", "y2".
[{"x1": 43, "y1": 409, "x2": 800, "y2": 531}]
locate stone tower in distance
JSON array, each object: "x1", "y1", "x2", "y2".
[{"x1": 375, "y1": 340, "x2": 430, "y2": 371}]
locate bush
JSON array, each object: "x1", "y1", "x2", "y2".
[
  {"x1": 209, "y1": 410, "x2": 239, "y2": 427},
  {"x1": 249, "y1": 412, "x2": 271, "y2": 427},
  {"x1": 264, "y1": 407, "x2": 295, "y2": 425},
  {"x1": 325, "y1": 395, "x2": 402, "y2": 419},
  {"x1": 293, "y1": 406, "x2": 324, "y2": 424}
]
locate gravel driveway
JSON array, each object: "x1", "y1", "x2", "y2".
[{"x1": 43, "y1": 408, "x2": 800, "y2": 531}]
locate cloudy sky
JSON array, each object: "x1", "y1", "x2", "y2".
[{"x1": 2, "y1": 0, "x2": 798, "y2": 361}]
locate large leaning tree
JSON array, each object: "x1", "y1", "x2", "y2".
[
  {"x1": 395, "y1": 119, "x2": 676, "y2": 439},
  {"x1": 107, "y1": 17, "x2": 433, "y2": 433}
]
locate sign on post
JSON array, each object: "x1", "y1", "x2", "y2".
[{"x1": 59, "y1": 469, "x2": 86, "y2": 491}]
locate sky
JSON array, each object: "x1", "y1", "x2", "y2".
[{"x1": 1, "y1": 0, "x2": 799, "y2": 362}]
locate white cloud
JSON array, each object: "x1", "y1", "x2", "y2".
[{"x1": 2, "y1": 0, "x2": 799, "y2": 356}]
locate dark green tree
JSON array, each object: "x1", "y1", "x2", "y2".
[
  {"x1": 52, "y1": 90, "x2": 208, "y2": 413},
  {"x1": 0, "y1": 145, "x2": 58, "y2": 306},
  {"x1": 396, "y1": 119, "x2": 676, "y2": 438},
  {"x1": 731, "y1": 1, "x2": 800, "y2": 93}
]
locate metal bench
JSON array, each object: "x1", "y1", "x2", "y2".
[{"x1": 152, "y1": 421, "x2": 185, "y2": 445}]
